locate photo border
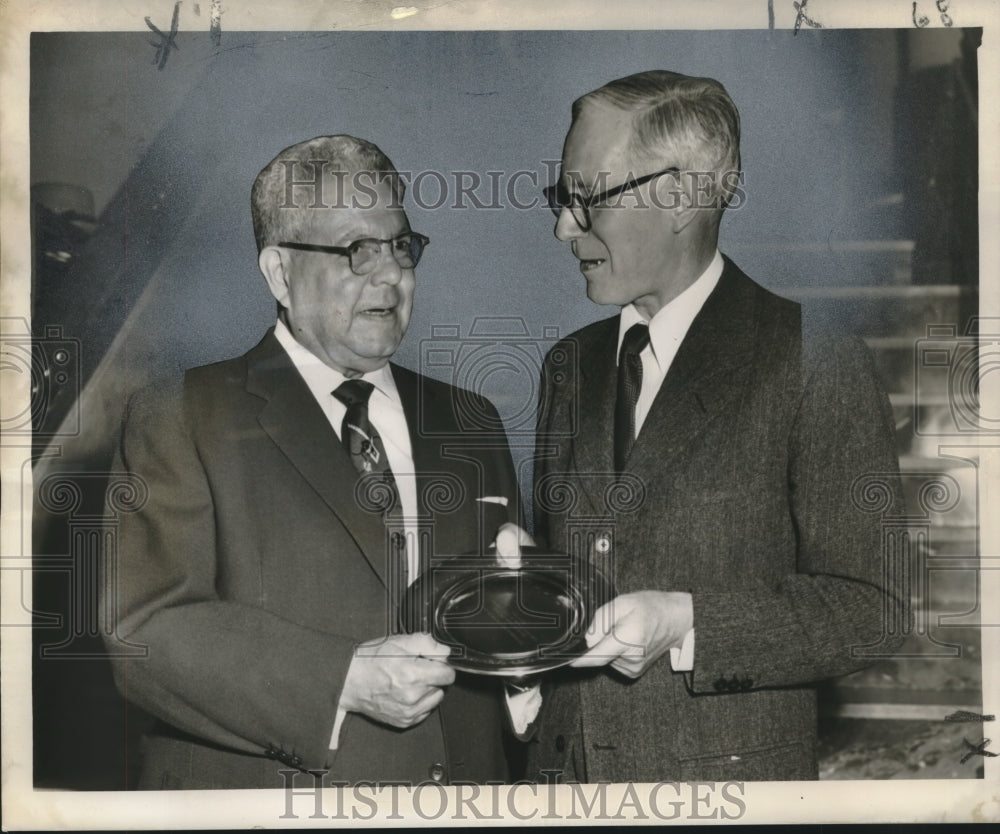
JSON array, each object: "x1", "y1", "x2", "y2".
[{"x1": 2, "y1": 0, "x2": 998, "y2": 827}]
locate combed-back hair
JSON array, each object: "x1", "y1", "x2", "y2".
[
  {"x1": 251, "y1": 135, "x2": 403, "y2": 252},
  {"x1": 573, "y1": 71, "x2": 742, "y2": 207}
]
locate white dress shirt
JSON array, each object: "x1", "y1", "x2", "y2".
[
  {"x1": 273, "y1": 319, "x2": 421, "y2": 749},
  {"x1": 617, "y1": 249, "x2": 724, "y2": 434},
  {"x1": 274, "y1": 318, "x2": 421, "y2": 577},
  {"x1": 615, "y1": 249, "x2": 723, "y2": 672}
]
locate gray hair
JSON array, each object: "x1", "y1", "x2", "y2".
[
  {"x1": 573, "y1": 70, "x2": 742, "y2": 207},
  {"x1": 250, "y1": 135, "x2": 404, "y2": 252}
]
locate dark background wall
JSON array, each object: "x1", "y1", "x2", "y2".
[
  {"x1": 27, "y1": 29, "x2": 936, "y2": 429},
  {"x1": 28, "y1": 28, "x2": 978, "y2": 787},
  {"x1": 29, "y1": 29, "x2": 972, "y2": 460}
]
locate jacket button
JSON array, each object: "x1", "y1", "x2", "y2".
[
  {"x1": 429, "y1": 763, "x2": 445, "y2": 782},
  {"x1": 594, "y1": 534, "x2": 612, "y2": 554},
  {"x1": 555, "y1": 735, "x2": 566, "y2": 753}
]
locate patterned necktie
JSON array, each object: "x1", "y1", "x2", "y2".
[
  {"x1": 614, "y1": 323, "x2": 651, "y2": 473},
  {"x1": 333, "y1": 379, "x2": 407, "y2": 588}
]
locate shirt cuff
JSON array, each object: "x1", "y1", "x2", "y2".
[
  {"x1": 328, "y1": 707, "x2": 348, "y2": 750},
  {"x1": 668, "y1": 628, "x2": 695, "y2": 672},
  {"x1": 505, "y1": 683, "x2": 543, "y2": 735}
]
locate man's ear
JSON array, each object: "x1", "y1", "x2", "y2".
[
  {"x1": 666, "y1": 175, "x2": 704, "y2": 234},
  {"x1": 671, "y1": 198, "x2": 700, "y2": 234},
  {"x1": 650, "y1": 173, "x2": 699, "y2": 234},
  {"x1": 258, "y1": 246, "x2": 290, "y2": 308}
]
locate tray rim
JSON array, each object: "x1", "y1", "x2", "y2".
[{"x1": 400, "y1": 548, "x2": 615, "y2": 676}]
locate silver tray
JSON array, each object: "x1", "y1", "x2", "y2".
[{"x1": 400, "y1": 548, "x2": 615, "y2": 677}]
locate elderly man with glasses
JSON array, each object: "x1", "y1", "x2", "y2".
[
  {"x1": 103, "y1": 135, "x2": 522, "y2": 789},
  {"x1": 522, "y1": 71, "x2": 904, "y2": 782}
]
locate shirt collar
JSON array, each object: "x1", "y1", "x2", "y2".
[
  {"x1": 617, "y1": 250, "x2": 724, "y2": 365},
  {"x1": 273, "y1": 317, "x2": 400, "y2": 405}
]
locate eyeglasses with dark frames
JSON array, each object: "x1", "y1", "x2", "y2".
[
  {"x1": 278, "y1": 232, "x2": 430, "y2": 276},
  {"x1": 543, "y1": 167, "x2": 681, "y2": 232}
]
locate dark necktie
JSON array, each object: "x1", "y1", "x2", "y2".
[
  {"x1": 614, "y1": 323, "x2": 651, "y2": 473},
  {"x1": 333, "y1": 379, "x2": 407, "y2": 588}
]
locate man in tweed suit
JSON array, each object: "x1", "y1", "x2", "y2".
[{"x1": 522, "y1": 70, "x2": 904, "y2": 782}]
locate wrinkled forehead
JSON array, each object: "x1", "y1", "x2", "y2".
[
  {"x1": 285, "y1": 174, "x2": 409, "y2": 240},
  {"x1": 560, "y1": 101, "x2": 636, "y2": 190}
]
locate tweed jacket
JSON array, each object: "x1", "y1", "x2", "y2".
[
  {"x1": 527, "y1": 257, "x2": 904, "y2": 782},
  {"x1": 102, "y1": 329, "x2": 520, "y2": 789}
]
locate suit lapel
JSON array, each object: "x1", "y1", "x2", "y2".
[
  {"x1": 391, "y1": 363, "x2": 482, "y2": 562},
  {"x1": 570, "y1": 318, "x2": 620, "y2": 515},
  {"x1": 627, "y1": 259, "x2": 759, "y2": 480},
  {"x1": 245, "y1": 330, "x2": 390, "y2": 587}
]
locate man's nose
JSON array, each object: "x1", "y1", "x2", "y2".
[
  {"x1": 369, "y1": 247, "x2": 404, "y2": 285},
  {"x1": 554, "y1": 207, "x2": 585, "y2": 242}
]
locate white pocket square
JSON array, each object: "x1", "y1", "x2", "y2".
[{"x1": 476, "y1": 496, "x2": 509, "y2": 507}]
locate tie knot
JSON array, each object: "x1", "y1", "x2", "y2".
[
  {"x1": 333, "y1": 379, "x2": 375, "y2": 408},
  {"x1": 620, "y1": 323, "x2": 650, "y2": 361}
]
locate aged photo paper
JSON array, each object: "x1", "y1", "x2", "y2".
[{"x1": 2, "y1": 0, "x2": 999, "y2": 827}]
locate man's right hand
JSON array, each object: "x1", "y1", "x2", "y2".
[
  {"x1": 338, "y1": 632, "x2": 456, "y2": 729},
  {"x1": 493, "y1": 522, "x2": 535, "y2": 568}
]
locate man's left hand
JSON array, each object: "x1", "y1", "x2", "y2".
[{"x1": 570, "y1": 591, "x2": 693, "y2": 678}]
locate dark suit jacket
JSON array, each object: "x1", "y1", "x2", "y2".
[
  {"x1": 528, "y1": 257, "x2": 904, "y2": 783},
  {"x1": 102, "y1": 330, "x2": 520, "y2": 789}
]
